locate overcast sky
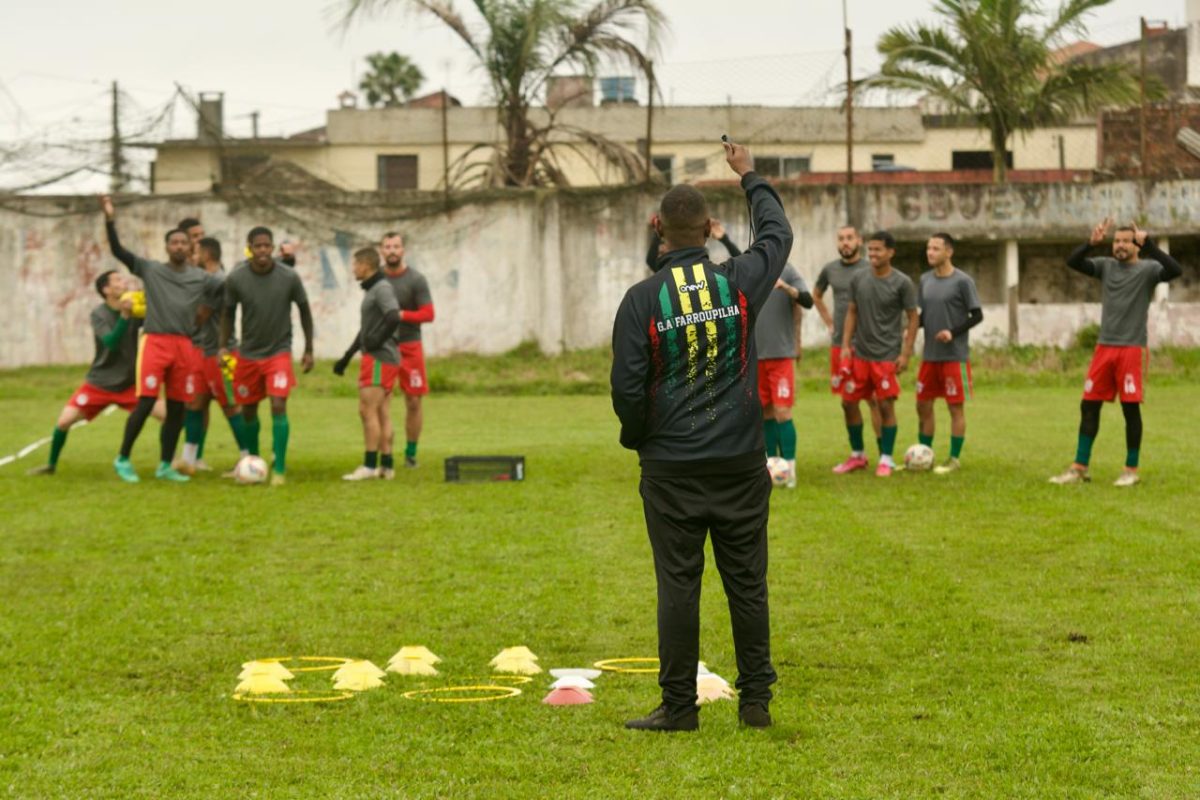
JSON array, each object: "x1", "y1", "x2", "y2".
[{"x1": 0, "y1": 0, "x2": 1188, "y2": 190}]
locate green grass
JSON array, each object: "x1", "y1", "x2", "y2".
[{"x1": 1, "y1": 359, "x2": 1199, "y2": 798}]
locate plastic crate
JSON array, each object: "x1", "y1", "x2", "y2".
[{"x1": 444, "y1": 455, "x2": 525, "y2": 483}]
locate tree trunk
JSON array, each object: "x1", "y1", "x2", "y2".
[
  {"x1": 991, "y1": 125, "x2": 1009, "y2": 184},
  {"x1": 502, "y1": 103, "x2": 532, "y2": 187}
]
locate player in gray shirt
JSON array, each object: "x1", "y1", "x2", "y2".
[
  {"x1": 916, "y1": 233, "x2": 983, "y2": 474},
  {"x1": 1050, "y1": 219, "x2": 1183, "y2": 487},
  {"x1": 342, "y1": 248, "x2": 404, "y2": 481},
  {"x1": 754, "y1": 263, "x2": 813, "y2": 487},
  {"x1": 220, "y1": 226, "x2": 314, "y2": 486},
  {"x1": 836, "y1": 231, "x2": 919, "y2": 478},
  {"x1": 813, "y1": 226, "x2": 884, "y2": 454}
]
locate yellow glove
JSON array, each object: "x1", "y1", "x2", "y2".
[{"x1": 220, "y1": 353, "x2": 238, "y2": 381}]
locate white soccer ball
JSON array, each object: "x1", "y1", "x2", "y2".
[
  {"x1": 904, "y1": 444, "x2": 935, "y2": 472},
  {"x1": 766, "y1": 457, "x2": 791, "y2": 487},
  {"x1": 234, "y1": 455, "x2": 269, "y2": 485}
]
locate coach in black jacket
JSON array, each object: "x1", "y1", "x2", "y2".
[{"x1": 611, "y1": 140, "x2": 793, "y2": 732}]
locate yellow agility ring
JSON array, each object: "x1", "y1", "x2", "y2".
[
  {"x1": 259, "y1": 656, "x2": 354, "y2": 673},
  {"x1": 490, "y1": 675, "x2": 534, "y2": 686},
  {"x1": 232, "y1": 690, "x2": 355, "y2": 705},
  {"x1": 594, "y1": 657, "x2": 659, "y2": 674},
  {"x1": 402, "y1": 685, "x2": 522, "y2": 704}
]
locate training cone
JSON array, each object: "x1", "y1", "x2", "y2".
[
  {"x1": 542, "y1": 687, "x2": 593, "y2": 706},
  {"x1": 332, "y1": 660, "x2": 387, "y2": 691},
  {"x1": 234, "y1": 674, "x2": 292, "y2": 695},
  {"x1": 333, "y1": 660, "x2": 386, "y2": 681},
  {"x1": 696, "y1": 673, "x2": 736, "y2": 704},
  {"x1": 550, "y1": 675, "x2": 595, "y2": 690},
  {"x1": 389, "y1": 646, "x2": 441, "y2": 666},
  {"x1": 549, "y1": 668, "x2": 601, "y2": 680},
  {"x1": 238, "y1": 660, "x2": 295, "y2": 681},
  {"x1": 489, "y1": 646, "x2": 538, "y2": 666},
  {"x1": 387, "y1": 658, "x2": 439, "y2": 676}
]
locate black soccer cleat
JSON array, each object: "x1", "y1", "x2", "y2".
[
  {"x1": 738, "y1": 703, "x2": 772, "y2": 728},
  {"x1": 404, "y1": 456, "x2": 418, "y2": 469},
  {"x1": 624, "y1": 704, "x2": 699, "y2": 732}
]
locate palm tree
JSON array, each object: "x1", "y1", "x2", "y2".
[
  {"x1": 359, "y1": 51, "x2": 426, "y2": 107},
  {"x1": 864, "y1": 0, "x2": 1144, "y2": 183},
  {"x1": 338, "y1": 0, "x2": 666, "y2": 187}
]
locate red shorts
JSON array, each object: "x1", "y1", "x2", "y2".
[
  {"x1": 137, "y1": 333, "x2": 197, "y2": 402},
  {"x1": 233, "y1": 353, "x2": 295, "y2": 405},
  {"x1": 916, "y1": 361, "x2": 973, "y2": 404},
  {"x1": 359, "y1": 354, "x2": 400, "y2": 392},
  {"x1": 198, "y1": 354, "x2": 235, "y2": 407},
  {"x1": 829, "y1": 346, "x2": 845, "y2": 394},
  {"x1": 757, "y1": 358, "x2": 795, "y2": 408},
  {"x1": 840, "y1": 356, "x2": 901, "y2": 403},
  {"x1": 1084, "y1": 345, "x2": 1145, "y2": 403},
  {"x1": 68, "y1": 382, "x2": 138, "y2": 421},
  {"x1": 398, "y1": 341, "x2": 429, "y2": 397}
]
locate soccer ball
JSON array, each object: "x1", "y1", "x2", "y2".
[
  {"x1": 233, "y1": 455, "x2": 269, "y2": 485},
  {"x1": 766, "y1": 457, "x2": 791, "y2": 487},
  {"x1": 904, "y1": 444, "x2": 935, "y2": 472}
]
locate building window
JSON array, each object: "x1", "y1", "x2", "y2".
[
  {"x1": 378, "y1": 155, "x2": 418, "y2": 190},
  {"x1": 871, "y1": 153, "x2": 895, "y2": 171},
  {"x1": 755, "y1": 155, "x2": 811, "y2": 178},
  {"x1": 952, "y1": 150, "x2": 1013, "y2": 170},
  {"x1": 684, "y1": 158, "x2": 707, "y2": 176},
  {"x1": 652, "y1": 155, "x2": 674, "y2": 184}
]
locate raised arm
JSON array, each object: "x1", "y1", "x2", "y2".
[
  {"x1": 1067, "y1": 218, "x2": 1111, "y2": 277},
  {"x1": 710, "y1": 219, "x2": 742, "y2": 258},
  {"x1": 100, "y1": 195, "x2": 139, "y2": 273},
  {"x1": 722, "y1": 140, "x2": 794, "y2": 313},
  {"x1": 1135, "y1": 225, "x2": 1184, "y2": 282}
]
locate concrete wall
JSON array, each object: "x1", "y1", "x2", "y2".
[{"x1": 3, "y1": 178, "x2": 1198, "y2": 368}]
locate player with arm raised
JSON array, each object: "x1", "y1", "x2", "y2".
[
  {"x1": 101, "y1": 196, "x2": 216, "y2": 483},
  {"x1": 220, "y1": 226, "x2": 314, "y2": 487},
  {"x1": 1050, "y1": 219, "x2": 1183, "y2": 486}
]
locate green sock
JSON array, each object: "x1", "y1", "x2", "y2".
[
  {"x1": 48, "y1": 427, "x2": 68, "y2": 468},
  {"x1": 778, "y1": 419, "x2": 797, "y2": 460},
  {"x1": 848, "y1": 424, "x2": 865, "y2": 453},
  {"x1": 1074, "y1": 434, "x2": 1094, "y2": 467},
  {"x1": 196, "y1": 425, "x2": 208, "y2": 460},
  {"x1": 950, "y1": 435, "x2": 965, "y2": 459},
  {"x1": 919, "y1": 433, "x2": 933, "y2": 447},
  {"x1": 227, "y1": 413, "x2": 248, "y2": 451},
  {"x1": 246, "y1": 417, "x2": 261, "y2": 456},
  {"x1": 763, "y1": 419, "x2": 779, "y2": 457},
  {"x1": 1126, "y1": 449, "x2": 1139, "y2": 469},
  {"x1": 184, "y1": 410, "x2": 205, "y2": 445},
  {"x1": 272, "y1": 414, "x2": 289, "y2": 474},
  {"x1": 876, "y1": 437, "x2": 883, "y2": 453},
  {"x1": 880, "y1": 426, "x2": 898, "y2": 458},
  {"x1": 405, "y1": 441, "x2": 418, "y2": 459}
]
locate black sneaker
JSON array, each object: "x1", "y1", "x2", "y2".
[
  {"x1": 624, "y1": 704, "x2": 699, "y2": 732},
  {"x1": 404, "y1": 456, "x2": 418, "y2": 469},
  {"x1": 738, "y1": 703, "x2": 772, "y2": 728}
]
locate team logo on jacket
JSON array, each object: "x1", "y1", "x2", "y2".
[{"x1": 677, "y1": 279, "x2": 707, "y2": 294}]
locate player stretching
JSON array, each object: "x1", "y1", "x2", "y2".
[
  {"x1": 814, "y1": 226, "x2": 884, "y2": 461},
  {"x1": 1050, "y1": 219, "x2": 1182, "y2": 486},
  {"x1": 335, "y1": 232, "x2": 433, "y2": 471},
  {"x1": 177, "y1": 237, "x2": 248, "y2": 474},
  {"x1": 101, "y1": 196, "x2": 217, "y2": 483},
  {"x1": 836, "y1": 231, "x2": 919, "y2": 477},
  {"x1": 220, "y1": 227, "x2": 314, "y2": 486},
  {"x1": 342, "y1": 248, "x2": 402, "y2": 481},
  {"x1": 755, "y1": 264, "x2": 813, "y2": 487},
  {"x1": 28, "y1": 271, "x2": 164, "y2": 475},
  {"x1": 916, "y1": 233, "x2": 982, "y2": 474}
]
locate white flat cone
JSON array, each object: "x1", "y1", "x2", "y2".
[
  {"x1": 550, "y1": 675, "x2": 596, "y2": 690},
  {"x1": 549, "y1": 668, "x2": 602, "y2": 680}
]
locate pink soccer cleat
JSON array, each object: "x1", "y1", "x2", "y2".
[
  {"x1": 875, "y1": 462, "x2": 893, "y2": 478},
  {"x1": 832, "y1": 455, "x2": 869, "y2": 474}
]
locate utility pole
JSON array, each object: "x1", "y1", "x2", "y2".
[
  {"x1": 645, "y1": 61, "x2": 655, "y2": 184},
  {"x1": 1139, "y1": 17, "x2": 1148, "y2": 178},
  {"x1": 844, "y1": 0, "x2": 854, "y2": 223},
  {"x1": 110, "y1": 80, "x2": 125, "y2": 193},
  {"x1": 441, "y1": 87, "x2": 450, "y2": 204},
  {"x1": 250, "y1": 111, "x2": 260, "y2": 139}
]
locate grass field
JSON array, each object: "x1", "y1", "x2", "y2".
[{"x1": 2, "y1": 352, "x2": 1198, "y2": 799}]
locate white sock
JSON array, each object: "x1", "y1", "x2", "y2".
[
  {"x1": 851, "y1": 450, "x2": 864, "y2": 458},
  {"x1": 239, "y1": 449, "x2": 249, "y2": 458},
  {"x1": 881, "y1": 455, "x2": 895, "y2": 468},
  {"x1": 182, "y1": 443, "x2": 198, "y2": 465}
]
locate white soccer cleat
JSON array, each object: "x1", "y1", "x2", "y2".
[
  {"x1": 1049, "y1": 465, "x2": 1090, "y2": 485},
  {"x1": 379, "y1": 467, "x2": 395, "y2": 480},
  {"x1": 342, "y1": 465, "x2": 380, "y2": 481},
  {"x1": 194, "y1": 459, "x2": 213, "y2": 472},
  {"x1": 933, "y1": 457, "x2": 961, "y2": 475},
  {"x1": 1113, "y1": 470, "x2": 1141, "y2": 487}
]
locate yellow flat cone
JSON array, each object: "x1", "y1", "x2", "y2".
[
  {"x1": 235, "y1": 675, "x2": 292, "y2": 695},
  {"x1": 696, "y1": 682, "x2": 736, "y2": 704},
  {"x1": 238, "y1": 661, "x2": 294, "y2": 681},
  {"x1": 333, "y1": 660, "x2": 386, "y2": 681},
  {"x1": 389, "y1": 646, "x2": 441, "y2": 665},
  {"x1": 333, "y1": 672, "x2": 385, "y2": 691},
  {"x1": 489, "y1": 646, "x2": 538, "y2": 666},
  {"x1": 387, "y1": 658, "x2": 439, "y2": 676},
  {"x1": 492, "y1": 657, "x2": 542, "y2": 675}
]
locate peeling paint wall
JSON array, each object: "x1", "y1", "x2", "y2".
[{"x1": 2, "y1": 180, "x2": 1198, "y2": 368}]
